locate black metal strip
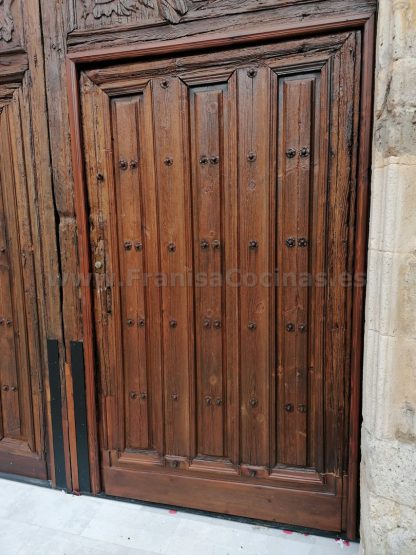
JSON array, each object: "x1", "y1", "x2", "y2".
[
  {"x1": 47, "y1": 339, "x2": 67, "y2": 490},
  {"x1": 71, "y1": 341, "x2": 91, "y2": 493}
]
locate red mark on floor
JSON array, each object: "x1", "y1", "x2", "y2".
[
  {"x1": 335, "y1": 538, "x2": 351, "y2": 548},
  {"x1": 168, "y1": 509, "x2": 177, "y2": 515},
  {"x1": 283, "y1": 530, "x2": 294, "y2": 535}
]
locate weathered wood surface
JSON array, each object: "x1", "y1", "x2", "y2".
[
  {"x1": 78, "y1": 28, "x2": 365, "y2": 532},
  {"x1": 67, "y1": 0, "x2": 376, "y2": 50},
  {"x1": 0, "y1": 0, "x2": 377, "y2": 538},
  {"x1": 0, "y1": 0, "x2": 61, "y2": 483}
]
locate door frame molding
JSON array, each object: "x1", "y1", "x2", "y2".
[{"x1": 66, "y1": 11, "x2": 376, "y2": 538}]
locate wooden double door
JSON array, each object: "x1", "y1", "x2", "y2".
[{"x1": 81, "y1": 31, "x2": 363, "y2": 531}]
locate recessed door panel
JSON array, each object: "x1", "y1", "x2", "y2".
[
  {"x1": 0, "y1": 93, "x2": 47, "y2": 480},
  {"x1": 190, "y1": 84, "x2": 228, "y2": 460}
]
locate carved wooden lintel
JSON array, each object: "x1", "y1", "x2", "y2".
[
  {"x1": 82, "y1": 0, "x2": 189, "y2": 24},
  {"x1": 0, "y1": 0, "x2": 14, "y2": 42}
]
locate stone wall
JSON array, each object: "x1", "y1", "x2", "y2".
[{"x1": 361, "y1": 0, "x2": 416, "y2": 553}]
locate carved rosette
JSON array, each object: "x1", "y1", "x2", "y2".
[
  {"x1": 0, "y1": 0, "x2": 14, "y2": 42},
  {"x1": 82, "y1": 0, "x2": 189, "y2": 24}
]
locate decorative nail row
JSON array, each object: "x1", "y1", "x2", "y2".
[
  {"x1": 199, "y1": 155, "x2": 220, "y2": 166},
  {"x1": 203, "y1": 319, "x2": 222, "y2": 329},
  {"x1": 118, "y1": 145, "x2": 263, "y2": 174},
  {"x1": 129, "y1": 392, "x2": 307, "y2": 416},
  {"x1": 129, "y1": 391, "x2": 147, "y2": 401},
  {"x1": 286, "y1": 323, "x2": 307, "y2": 332},
  {"x1": 200, "y1": 239, "x2": 221, "y2": 250},
  {"x1": 205, "y1": 396, "x2": 223, "y2": 406},
  {"x1": 157, "y1": 151, "x2": 257, "y2": 167},
  {"x1": 286, "y1": 237, "x2": 309, "y2": 248},
  {"x1": 126, "y1": 318, "x2": 178, "y2": 328},
  {"x1": 119, "y1": 159, "x2": 139, "y2": 170},
  {"x1": 284, "y1": 404, "x2": 308, "y2": 413},
  {"x1": 124, "y1": 318, "x2": 265, "y2": 331},
  {"x1": 286, "y1": 147, "x2": 310, "y2": 158},
  {"x1": 126, "y1": 318, "x2": 146, "y2": 327},
  {"x1": 124, "y1": 241, "x2": 143, "y2": 252}
]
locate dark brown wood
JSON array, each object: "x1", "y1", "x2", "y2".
[
  {"x1": 238, "y1": 66, "x2": 272, "y2": 471},
  {"x1": 69, "y1": 16, "x2": 375, "y2": 532},
  {"x1": 346, "y1": 14, "x2": 376, "y2": 539},
  {"x1": 0, "y1": 0, "x2": 58, "y2": 483},
  {"x1": 67, "y1": 59, "x2": 110, "y2": 493},
  {"x1": 0, "y1": 0, "x2": 376, "y2": 538},
  {"x1": 67, "y1": 2, "x2": 376, "y2": 56},
  {"x1": 190, "y1": 83, "x2": 228, "y2": 459},
  {"x1": 102, "y1": 463, "x2": 343, "y2": 532},
  {"x1": 18, "y1": 0, "x2": 378, "y2": 540},
  {"x1": 277, "y1": 74, "x2": 316, "y2": 468}
]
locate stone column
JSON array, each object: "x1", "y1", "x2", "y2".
[{"x1": 361, "y1": 0, "x2": 416, "y2": 553}]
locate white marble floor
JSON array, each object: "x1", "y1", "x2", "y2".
[{"x1": 0, "y1": 478, "x2": 359, "y2": 555}]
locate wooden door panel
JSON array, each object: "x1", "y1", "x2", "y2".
[
  {"x1": 0, "y1": 183, "x2": 22, "y2": 439},
  {"x1": 112, "y1": 95, "x2": 150, "y2": 452},
  {"x1": 237, "y1": 66, "x2": 273, "y2": 471},
  {"x1": 81, "y1": 32, "x2": 361, "y2": 531},
  {"x1": 190, "y1": 83, "x2": 228, "y2": 460},
  {"x1": 152, "y1": 76, "x2": 194, "y2": 461},
  {"x1": 324, "y1": 32, "x2": 360, "y2": 475},
  {"x1": 0, "y1": 89, "x2": 46, "y2": 479},
  {"x1": 277, "y1": 73, "x2": 321, "y2": 468}
]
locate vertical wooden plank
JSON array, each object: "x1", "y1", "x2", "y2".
[
  {"x1": 152, "y1": 77, "x2": 193, "y2": 459},
  {"x1": 308, "y1": 65, "x2": 329, "y2": 473},
  {"x1": 24, "y1": 0, "x2": 62, "y2": 485},
  {"x1": 0, "y1": 107, "x2": 23, "y2": 441},
  {"x1": 325, "y1": 35, "x2": 357, "y2": 476},
  {"x1": 111, "y1": 96, "x2": 150, "y2": 451},
  {"x1": 80, "y1": 75, "x2": 123, "y2": 456},
  {"x1": 347, "y1": 20, "x2": 374, "y2": 539},
  {"x1": 82, "y1": 77, "x2": 165, "y2": 464},
  {"x1": 325, "y1": 47, "x2": 343, "y2": 476},
  {"x1": 190, "y1": 85, "x2": 226, "y2": 458},
  {"x1": 238, "y1": 67, "x2": 271, "y2": 468},
  {"x1": 10, "y1": 89, "x2": 46, "y2": 456},
  {"x1": 139, "y1": 82, "x2": 164, "y2": 458},
  {"x1": 277, "y1": 75, "x2": 317, "y2": 467},
  {"x1": 224, "y1": 72, "x2": 240, "y2": 467},
  {"x1": 0, "y1": 185, "x2": 21, "y2": 439},
  {"x1": 69, "y1": 62, "x2": 100, "y2": 492}
]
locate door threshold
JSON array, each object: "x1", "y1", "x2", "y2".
[{"x1": 93, "y1": 490, "x2": 358, "y2": 543}]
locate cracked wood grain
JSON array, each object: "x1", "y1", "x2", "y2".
[
  {"x1": 0, "y1": 0, "x2": 14, "y2": 42},
  {"x1": 82, "y1": 0, "x2": 189, "y2": 23}
]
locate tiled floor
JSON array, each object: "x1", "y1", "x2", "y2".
[{"x1": 0, "y1": 478, "x2": 359, "y2": 555}]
